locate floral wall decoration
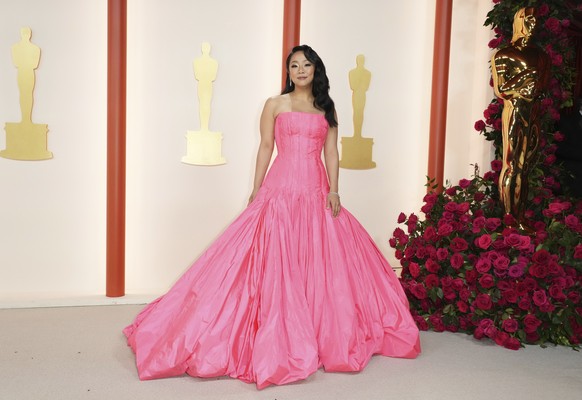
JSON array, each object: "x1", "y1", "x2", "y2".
[{"x1": 391, "y1": 0, "x2": 582, "y2": 350}]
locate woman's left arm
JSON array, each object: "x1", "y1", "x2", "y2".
[{"x1": 323, "y1": 121, "x2": 341, "y2": 217}]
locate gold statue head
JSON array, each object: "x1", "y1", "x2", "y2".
[
  {"x1": 20, "y1": 27, "x2": 32, "y2": 40},
  {"x1": 511, "y1": 7, "x2": 536, "y2": 44}
]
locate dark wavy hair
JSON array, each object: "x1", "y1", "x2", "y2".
[{"x1": 281, "y1": 45, "x2": 338, "y2": 127}]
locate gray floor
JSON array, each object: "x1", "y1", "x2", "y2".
[{"x1": 1, "y1": 304, "x2": 581, "y2": 400}]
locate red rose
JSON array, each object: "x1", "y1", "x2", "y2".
[
  {"x1": 421, "y1": 203, "x2": 434, "y2": 214},
  {"x1": 529, "y1": 263, "x2": 549, "y2": 279},
  {"x1": 568, "y1": 292, "x2": 581, "y2": 304},
  {"x1": 523, "y1": 277, "x2": 538, "y2": 291},
  {"x1": 552, "y1": 277, "x2": 567, "y2": 289},
  {"x1": 475, "y1": 234, "x2": 492, "y2": 250},
  {"x1": 548, "y1": 285, "x2": 566, "y2": 300},
  {"x1": 574, "y1": 244, "x2": 582, "y2": 259},
  {"x1": 443, "y1": 288, "x2": 456, "y2": 301},
  {"x1": 410, "y1": 284, "x2": 427, "y2": 299},
  {"x1": 426, "y1": 258, "x2": 440, "y2": 273},
  {"x1": 485, "y1": 325, "x2": 499, "y2": 339},
  {"x1": 504, "y1": 337, "x2": 521, "y2": 350},
  {"x1": 415, "y1": 246, "x2": 427, "y2": 259},
  {"x1": 408, "y1": 213, "x2": 419, "y2": 225},
  {"x1": 450, "y1": 237, "x2": 468, "y2": 252},
  {"x1": 408, "y1": 262, "x2": 420, "y2": 278},
  {"x1": 540, "y1": 302, "x2": 556, "y2": 313},
  {"x1": 503, "y1": 213, "x2": 517, "y2": 226},
  {"x1": 437, "y1": 222, "x2": 453, "y2": 236},
  {"x1": 485, "y1": 218, "x2": 501, "y2": 231},
  {"x1": 457, "y1": 202, "x2": 470, "y2": 213},
  {"x1": 436, "y1": 247, "x2": 449, "y2": 261},
  {"x1": 502, "y1": 318, "x2": 519, "y2": 333},
  {"x1": 494, "y1": 256, "x2": 510, "y2": 271},
  {"x1": 483, "y1": 171, "x2": 497, "y2": 181},
  {"x1": 459, "y1": 179, "x2": 471, "y2": 189},
  {"x1": 450, "y1": 253, "x2": 464, "y2": 269},
  {"x1": 503, "y1": 233, "x2": 521, "y2": 248},
  {"x1": 414, "y1": 316, "x2": 429, "y2": 330},
  {"x1": 478, "y1": 274, "x2": 495, "y2": 289},
  {"x1": 474, "y1": 120, "x2": 486, "y2": 131},
  {"x1": 491, "y1": 160, "x2": 502, "y2": 172},
  {"x1": 501, "y1": 289, "x2": 518, "y2": 304},
  {"x1": 526, "y1": 331, "x2": 541, "y2": 342},
  {"x1": 523, "y1": 314, "x2": 542, "y2": 333},
  {"x1": 424, "y1": 226, "x2": 437, "y2": 242},
  {"x1": 457, "y1": 301, "x2": 469, "y2": 313},
  {"x1": 459, "y1": 288, "x2": 471, "y2": 301},
  {"x1": 388, "y1": 237, "x2": 397, "y2": 248},
  {"x1": 532, "y1": 290, "x2": 548, "y2": 306},
  {"x1": 423, "y1": 193, "x2": 438, "y2": 204},
  {"x1": 516, "y1": 236, "x2": 531, "y2": 251},
  {"x1": 545, "y1": 17, "x2": 561, "y2": 34},
  {"x1": 397, "y1": 212, "x2": 406, "y2": 223},
  {"x1": 425, "y1": 274, "x2": 439, "y2": 288},
  {"x1": 429, "y1": 315, "x2": 445, "y2": 332},
  {"x1": 488, "y1": 37, "x2": 502, "y2": 49},
  {"x1": 548, "y1": 201, "x2": 571, "y2": 214},
  {"x1": 508, "y1": 263, "x2": 525, "y2": 278},
  {"x1": 465, "y1": 269, "x2": 478, "y2": 283},
  {"x1": 494, "y1": 331, "x2": 509, "y2": 346},
  {"x1": 475, "y1": 293, "x2": 493, "y2": 310},
  {"x1": 475, "y1": 257, "x2": 492, "y2": 274},
  {"x1": 518, "y1": 297, "x2": 531, "y2": 311},
  {"x1": 393, "y1": 227, "x2": 405, "y2": 239},
  {"x1": 538, "y1": 4, "x2": 549, "y2": 16},
  {"x1": 444, "y1": 202, "x2": 459, "y2": 213},
  {"x1": 532, "y1": 249, "x2": 551, "y2": 265},
  {"x1": 565, "y1": 215, "x2": 579, "y2": 230},
  {"x1": 474, "y1": 327, "x2": 485, "y2": 340},
  {"x1": 479, "y1": 318, "x2": 494, "y2": 330}
]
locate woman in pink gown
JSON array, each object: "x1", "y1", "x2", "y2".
[{"x1": 123, "y1": 45, "x2": 421, "y2": 389}]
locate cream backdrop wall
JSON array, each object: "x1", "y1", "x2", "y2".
[
  {"x1": 0, "y1": 0, "x2": 495, "y2": 305},
  {"x1": 0, "y1": 0, "x2": 107, "y2": 305}
]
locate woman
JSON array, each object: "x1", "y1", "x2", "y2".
[{"x1": 124, "y1": 45, "x2": 420, "y2": 389}]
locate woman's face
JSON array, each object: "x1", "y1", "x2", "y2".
[{"x1": 288, "y1": 51, "x2": 314, "y2": 88}]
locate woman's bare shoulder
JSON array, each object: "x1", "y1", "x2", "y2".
[{"x1": 264, "y1": 94, "x2": 291, "y2": 116}]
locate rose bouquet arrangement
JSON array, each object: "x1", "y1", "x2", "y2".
[
  {"x1": 391, "y1": 169, "x2": 582, "y2": 349},
  {"x1": 392, "y1": 0, "x2": 582, "y2": 349}
]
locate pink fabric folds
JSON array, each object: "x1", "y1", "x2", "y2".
[{"x1": 123, "y1": 112, "x2": 420, "y2": 389}]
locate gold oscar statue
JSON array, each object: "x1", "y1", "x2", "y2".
[
  {"x1": 339, "y1": 54, "x2": 376, "y2": 169},
  {"x1": 182, "y1": 42, "x2": 226, "y2": 166},
  {"x1": 1, "y1": 27, "x2": 52, "y2": 161},
  {"x1": 491, "y1": 7, "x2": 550, "y2": 228}
]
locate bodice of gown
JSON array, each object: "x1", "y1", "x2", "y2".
[{"x1": 262, "y1": 112, "x2": 330, "y2": 194}]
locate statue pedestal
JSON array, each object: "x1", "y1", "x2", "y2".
[
  {"x1": 182, "y1": 130, "x2": 226, "y2": 166},
  {"x1": 339, "y1": 136, "x2": 376, "y2": 170},
  {"x1": 1, "y1": 122, "x2": 52, "y2": 160}
]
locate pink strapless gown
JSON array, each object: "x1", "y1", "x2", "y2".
[{"x1": 123, "y1": 112, "x2": 420, "y2": 389}]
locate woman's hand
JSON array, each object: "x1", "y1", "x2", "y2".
[{"x1": 326, "y1": 192, "x2": 341, "y2": 217}]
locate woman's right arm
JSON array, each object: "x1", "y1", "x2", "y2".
[{"x1": 248, "y1": 98, "x2": 276, "y2": 204}]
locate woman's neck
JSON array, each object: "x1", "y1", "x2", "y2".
[{"x1": 290, "y1": 87, "x2": 313, "y2": 102}]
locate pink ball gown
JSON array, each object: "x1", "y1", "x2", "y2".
[{"x1": 123, "y1": 111, "x2": 421, "y2": 389}]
